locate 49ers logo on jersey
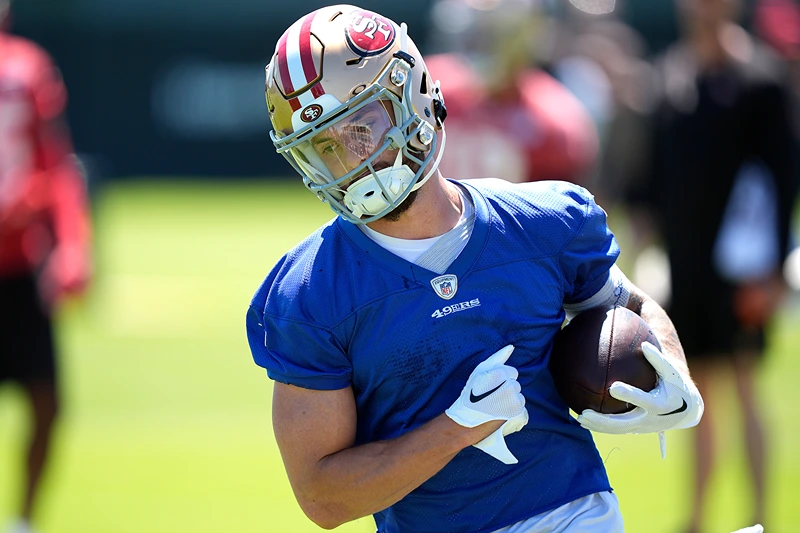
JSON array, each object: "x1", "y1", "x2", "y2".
[
  {"x1": 346, "y1": 10, "x2": 395, "y2": 57},
  {"x1": 300, "y1": 104, "x2": 323, "y2": 123}
]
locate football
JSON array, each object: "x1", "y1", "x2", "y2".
[{"x1": 549, "y1": 306, "x2": 659, "y2": 414}]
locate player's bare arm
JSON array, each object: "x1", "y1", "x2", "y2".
[
  {"x1": 272, "y1": 383, "x2": 502, "y2": 529},
  {"x1": 624, "y1": 284, "x2": 689, "y2": 375}
]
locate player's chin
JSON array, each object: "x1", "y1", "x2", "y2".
[{"x1": 381, "y1": 189, "x2": 419, "y2": 222}]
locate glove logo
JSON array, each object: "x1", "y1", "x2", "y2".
[
  {"x1": 470, "y1": 381, "x2": 506, "y2": 403},
  {"x1": 430, "y1": 274, "x2": 458, "y2": 300},
  {"x1": 658, "y1": 398, "x2": 688, "y2": 416}
]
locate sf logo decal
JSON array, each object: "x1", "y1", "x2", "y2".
[
  {"x1": 346, "y1": 10, "x2": 396, "y2": 57},
  {"x1": 301, "y1": 104, "x2": 323, "y2": 123},
  {"x1": 351, "y1": 15, "x2": 391, "y2": 41}
]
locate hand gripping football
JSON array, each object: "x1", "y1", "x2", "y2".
[{"x1": 549, "y1": 306, "x2": 659, "y2": 414}]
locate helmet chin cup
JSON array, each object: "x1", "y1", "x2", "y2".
[{"x1": 343, "y1": 164, "x2": 416, "y2": 219}]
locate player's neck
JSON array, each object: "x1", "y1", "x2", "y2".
[{"x1": 365, "y1": 173, "x2": 462, "y2": 240}]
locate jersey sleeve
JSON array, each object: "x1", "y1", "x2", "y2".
[
  {"x1": 558, "y1": 187, "x2": 620, "y2": 305},
  {"x1": 247, "y1": 295, "x2": 353, "y2": 391}
]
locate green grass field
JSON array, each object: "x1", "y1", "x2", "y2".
[{"x1": 0, "y1": 180, "x2": 798, "y2": 533}]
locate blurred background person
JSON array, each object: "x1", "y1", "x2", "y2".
[
  {"x1": 543, "y1": 6, "x2": 668, "y2": 295},
  {"x1": 754, "y1": 0, "x2": 800, "y2": 138},
  {"x1": 0, "y1": 0, "x2": 93, "y2": 531},
  {"x1": 423, "y1": 0, "x2": 599, "y2": 185},
  {"x1": 627, "y1": 0, "x2": 800, "y2": 531},
  {"x1": 546, "y1": 11, "x2": 658, "y2": 212}
]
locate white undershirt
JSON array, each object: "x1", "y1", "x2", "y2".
[
  {"x1": 361, "y1": 229, "x2": 445, "y2": 264},
  {"x1": 360, "y1": 187, "x2": 475, "y2": 273}
]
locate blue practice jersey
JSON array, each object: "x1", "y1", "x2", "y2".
[{"x1": 247, "y1": 179, "x2": 619, "y2": 533}]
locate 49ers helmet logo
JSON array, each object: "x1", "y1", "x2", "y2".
[
  {"x1": 300, "y1": 103, "x2": 323, "y2": 123},
  {"x1": 345, "y1": 10, "x2": 396, "y2": 57}
]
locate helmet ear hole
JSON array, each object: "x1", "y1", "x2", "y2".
[
  {"x1": 419, "y1": 71, "x2": 428, "y2": 95},
  {"x1": 433, "y1": 98, "x2": 447, "y2": 126}
]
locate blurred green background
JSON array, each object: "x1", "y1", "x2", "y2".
[{"x1": 0, "y1": 181, "x2": 797, "y2": 533}]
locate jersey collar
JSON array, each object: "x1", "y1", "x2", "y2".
[{"x1": 336, "y1": 179, "x2": 491, "y2": 286}]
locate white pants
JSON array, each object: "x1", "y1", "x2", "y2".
[{"x1": 492, "y1": 491, "x2": 624, "y2": 533}]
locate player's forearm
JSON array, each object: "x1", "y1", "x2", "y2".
[
  {"x1": 626, "y1": 287, "x2": 689, "y2": 375},
  {"x1": 294, "y1": 413, "x2": 490, "y2": 529}
]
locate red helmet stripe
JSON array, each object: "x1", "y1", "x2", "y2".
[
  {"x1": 299, "y1": 13, "x2": 323, "y2": 97},
  {"x1": 277, "y1": 27, "x2": 302, "y2": 111},
  {"x1": 276, "y1": 31, "x2": 295, "y2": 96},
  {"x1": 276, "y1": 10, "x2": 324, "y2": 109}
]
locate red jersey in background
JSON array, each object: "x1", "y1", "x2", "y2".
[
  {"x1": 0, "y1": 32, "x2": 91, "y2": 301},
  {"x1": 425, "y1": 53, "x2": 598, "y2": 184}
]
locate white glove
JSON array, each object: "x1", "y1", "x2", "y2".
[
  {"x1": 577, "y1": 341, "x2": 704, "y2": 436},
  {"x1": 732, "y1": 526, "x2": 763, "y2": 533},
  {"x1": 446, "y1": 345, "x2": 529, "y2": 464}
]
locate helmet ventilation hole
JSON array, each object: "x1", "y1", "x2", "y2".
[{"x1": 419, "y1": 72, "x2": 428, "y2": 94}]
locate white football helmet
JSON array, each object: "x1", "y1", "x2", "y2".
[{"x1": 265, "y1": 5, "x2": 447, "y2": 224}]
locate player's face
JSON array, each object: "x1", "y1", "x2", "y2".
[{"x1": 309, "y1": 99, "x2": 399, "y2": 183}]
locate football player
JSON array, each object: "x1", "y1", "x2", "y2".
[
  {"x1": 0, "y1": 1, "x2": 93, "y2": 532},
  {"x1": 246, "y1": 5, "x2": 702, "y2": 532}
]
